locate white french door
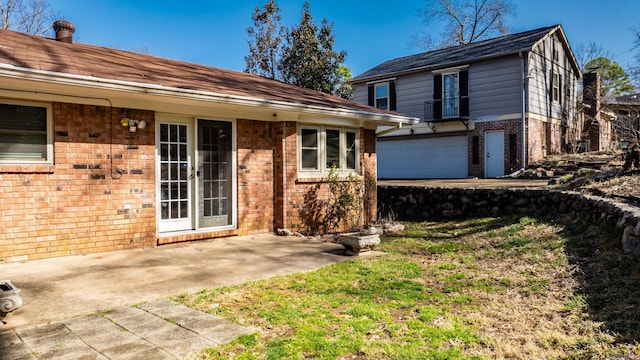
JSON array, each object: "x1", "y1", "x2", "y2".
[
  {"x1": 158, "y1": 117, "x2": 235, "y2": 234},
  {"x1": 158, "y1": 121, "x2": 192, "y2": 232}
]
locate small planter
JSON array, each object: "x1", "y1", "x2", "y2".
[
  {"x1": 336, "y1": 232, "x2": 380, "y2": 255},
  {"x1": 0, "y1": 280, "x2": 23, "y2": 320}
]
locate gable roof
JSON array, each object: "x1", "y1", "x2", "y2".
[
  {"x1": 352, "y1": 25, "x2": 580, "y2": 83},
  {"x1": 0, "y1": 27, "x2": 416, "y2": 125}
]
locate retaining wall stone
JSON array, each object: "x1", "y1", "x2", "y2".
[{"x1": 378, "y1": 186, "x2": 640, "y2": 256}]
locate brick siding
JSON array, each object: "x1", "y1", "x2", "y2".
[
  {"x1": 0, "y1": 104, "x2": 378, "y2": 263},
  {"x1": 0, "y1": 103, "x2": 156, "y2": 263},
  {"x1": 468, "y1": 119, "x2": 523, "y2": 177}
]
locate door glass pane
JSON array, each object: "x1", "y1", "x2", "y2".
[
  {"x1": 160, "y1": 144, "x2": 168, "y2": 161},
  {"x1": 198, "y1": 120, "x2": 232, "y2": 228},
  {"x1": 159, "y1": 123, "x2": 189, "y2": 221}
]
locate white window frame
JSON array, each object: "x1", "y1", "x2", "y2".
[
  {"x1": 298, "y1": 125, "x2": 359, "y2": 177},
  {"x1": 374, "y1": 82, "x2": 389, "y2": 110},
  {"x1": 552, "y1": 72, "x2": 560, "y2": 103},
  {"x1": 0, "y1": 99, "x2": 53, "y2": 164}
]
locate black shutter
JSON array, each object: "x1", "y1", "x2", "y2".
[
  {"x1": 459, "y1": 70, "x2": 469, "y2": 117},
  {"x1": 472, "y1": 136, "x2": 479, "y2": 165},
  {"x1": 389, "y1": 81, "x2": 396, "y2": 111},
  {"x1": 367, "y1": 84, "x2": 374, "y2": 107},
  {"x1": 509, "y1": 134, "x2": 517, "y2": 165},
  {"x1": 433, "y1": 73, "x2": 442, "y2": 120}
]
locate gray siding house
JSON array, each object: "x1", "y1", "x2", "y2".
[{"x1": 352, "y1": 25, "x2": 582, "y2": 179}]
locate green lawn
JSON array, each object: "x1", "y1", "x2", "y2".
[{"x1": 177, "y1": 215, "x2": 640, "y2": 359}]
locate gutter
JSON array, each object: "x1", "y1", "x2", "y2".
[
  {"x1": 0, "y1": 63, "x2": 416, "y2": 127},
  {"x1": 376, "y1": 122, "x2": 405, "y2": 137}
]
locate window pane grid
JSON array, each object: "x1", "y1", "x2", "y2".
[
  {"x1": 160, "y1": 123, "x2": 189, "y2": 220},
  {"x1": 299, "y1": 127, "x2": 358, "y2": 174}
]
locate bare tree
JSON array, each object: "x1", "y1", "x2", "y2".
[
  {"x1": 417, "y1": 0, "x2": 515, "y2": 49},
  {"x1": 631, "y1": 24, "x2": 640, "y2": 89},
  {"x1": 1, "y1": 0, "x2": 59, "y2": 36},
  {"x1": 574, "y1": 41, "x2": 610, "y2": 73}
]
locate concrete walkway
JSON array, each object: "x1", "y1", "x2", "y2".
[
  {"x1": 0, "y1": 234, "x2": 348, "y2": 359},
  {"x1": 3, "y1": 300, "x2": 253, "y2": 359}
]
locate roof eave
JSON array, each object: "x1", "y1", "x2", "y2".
[
  {"x1": 351, "y1": 47, "x2": 535, "y2": 84},
  {"x1": 0, "y1": 63, "x2": 417, "y2": 127}
]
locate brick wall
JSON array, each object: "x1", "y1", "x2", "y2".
[
  {"x1": 528, "y1": 118, "x2": 545, "y2": 163},
  {"x1": 469, "y1": 119, "x2": 522, "y2": 177},
  {"x1": 0, "y1": 104, "x2": 378, "y2": 263},
  {"x1": 0, "y1": 103, "x2": 156, "y2": 263},
  {"x1": 277, "y1": 126, "x2": 377, "y2": 235},
  {"x1": 237, "y1": 119, "x2": 275, "y2": 235}
]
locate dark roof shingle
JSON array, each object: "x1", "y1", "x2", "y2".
[{"x1": 352, "y1": 25, "x2": 559, "y2": 82}]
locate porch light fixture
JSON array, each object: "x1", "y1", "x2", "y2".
[{"x1": 120, "y1": 118, "x2": 147, "y2": 132}]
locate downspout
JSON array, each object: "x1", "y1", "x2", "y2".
[
  {"x1": 282, "y1": 120, "x2": 287, "y2": 230},
  {"x1": 519, "y1": 52, "x2": 527, "y2": 170}
]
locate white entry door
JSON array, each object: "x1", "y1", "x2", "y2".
[{"x1": 485, "y1": 130, "x2": 504, "y2": 178}]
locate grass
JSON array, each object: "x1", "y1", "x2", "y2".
[{"x1": 176, "y1": 214, "x2": 640, "y2": 359}]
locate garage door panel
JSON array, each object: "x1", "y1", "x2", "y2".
[{"x1": 378, "y1": 135, "x2": 468, "y2": 179}]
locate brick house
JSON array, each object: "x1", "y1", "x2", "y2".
[
  {"x1": 0, "y1": 21, "x2": 416, "y2": 263},
  {"x1": 351, "y1": 25, "x2": 582, "y2": 179}
]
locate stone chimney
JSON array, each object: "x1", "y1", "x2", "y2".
[{"x1": 53, "y1": 20, "x2": 75, "y2": 44}]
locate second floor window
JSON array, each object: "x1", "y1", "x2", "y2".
[
  {"x1": 375, "y1": 83, "x2": 389, "y2": 110},
  {"x1": 367, "y1": 80, "x2": 396, "y2": 111},
  {"x1": 552, "y1": 72, "x2": 561, "y2": 103},
  {"x1": 433, "y1": 68, "x2": 469, "y2": 120},
  {"x1": 443, "y1": 72, "x2": 459, "y2": 118}
]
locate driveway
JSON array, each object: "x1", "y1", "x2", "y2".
[{"x1": 378, "y1": 178, "x2": 549, "y2": 188}]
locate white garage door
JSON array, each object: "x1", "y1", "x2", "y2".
[{"x1": 377, "y1": 135, "x2": 468, "y2": 179}]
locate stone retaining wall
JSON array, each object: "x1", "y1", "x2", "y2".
[{"x1": 378, "y1": 186, "x2": 640, "y2": 256}]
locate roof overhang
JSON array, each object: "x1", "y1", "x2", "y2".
[{"x1": 0, "y1": 63, "x2": 418, "y2": 128}]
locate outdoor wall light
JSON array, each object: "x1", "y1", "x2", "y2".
[{"x1": 120, "y1": 118, "x2": 147, "y2": 132}]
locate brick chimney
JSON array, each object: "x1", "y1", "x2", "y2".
[
  {"x1": 583, "y1": 72, "x2": 601, "y2": 119},
  {"x1": 53, "y1": 20, "x2": 75, "y2": 44}
]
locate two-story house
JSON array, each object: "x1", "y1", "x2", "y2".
[{"x1": 352, "y1": 25, "x2": 582, "y2": 178}]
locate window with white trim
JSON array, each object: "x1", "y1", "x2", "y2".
[
  {"x1": 552, "y1": 72, "x2": 560, "y2": 103},
  {"x1": 442, "y1": 72, "x2": 460, "y2": 118},
  {"x1": 298, "y1": 125, "x2": 358, "y2": 176},
  {"x1": 432, "y1": 68, "x2": 469, "y2": 120},
  {"x1": 367, "y1": 80, "x2": 396, "y2": 111},
  {"x1": 0, "y1": 100, "x2": 52, "y2": 163},
  {"x1": 374, "y1": 83, "x2": 389, "y2": 110}
]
